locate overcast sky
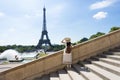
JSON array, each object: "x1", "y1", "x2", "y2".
[{"x1": 0, "y1": 0, "x2": 120, "y2": 46}]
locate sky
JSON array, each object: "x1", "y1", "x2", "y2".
[{"x1": 0, "y1": 0, "x2": 120, "y2": 46}]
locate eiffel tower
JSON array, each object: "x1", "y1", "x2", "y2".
[{"x1": 36, "y1": 7, "x2": 52, "y2": 49}]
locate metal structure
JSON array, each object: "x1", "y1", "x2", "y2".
[{"x1": 36, "y1": 7, "x2": 52, "y2": 49}]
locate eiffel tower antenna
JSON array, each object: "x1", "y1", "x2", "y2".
[{"x1": 36, "y1": 7, "x2": 52, "y2": 49}]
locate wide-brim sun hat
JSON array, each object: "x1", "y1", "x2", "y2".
[{"x1": 64, "y1": 37, "x2": 71, "y2": 42}]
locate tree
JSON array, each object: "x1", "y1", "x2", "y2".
[
  {"x1": 0, "y1": 46, "x2": 7, "y2": 53},
  {"x1": 109, "y1": 26, "x2": 120, "y2": 32},
  {"x1": 89, "y1": 32, "x2": 105, "y2": 39},
  {"x1": 77, "y1": 37, "x2": 88, "y2": 43}
]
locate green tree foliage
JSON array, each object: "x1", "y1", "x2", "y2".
[
  {"x1": 77, "y1": 37, "x2": 88, "y2": 43},
  {"x1": 89, "y1": 32, "x2": 105, "y2": 39},
  {"x1": 72, "y1": 43, "x2": 77, "y2": 45},
  {"x1": 0, "y1": 44, "x2": 64, "y2": 53},
  {"x1": 0, "y1": 46, "x2": 7, "y2": 53},
  {"x1": 0, "y1": 45, "x2": 36, "y2": 53},
  {"x1": 47, "y1": 44, "x2": 64, "y2": 51},
  {"x1": 109, "y1": 26, "x2": 120, "y2": 32}
]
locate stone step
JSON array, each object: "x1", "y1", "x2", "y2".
[
  {"x1": 58, "y1": 69, "x2": 71, "y2": 80},
  {"x1": 39, "y1": 75, "x2": 50, "y2": 80},
  {"x1": 103, "y1": 51, "x2": 113, "y2": 55},
  {"x1": 100, "y1": 58, "x2": 120, "y2": 67},
  {"x1": 112, "y1": 52, "x2": 120, "y2": 56},
  {"x1": 110, "y1": 49, "x2": 120, "y2": 52},
  {"x1": 89, "y1": 56, "x2": 99, "y2": 61},
  {"x1": 66, "y1": 67, "x2": 85, "y2": 80},
  {"x1": 92, "y1": 61, "x2": 120, "y2": 76},
  {"x1": 114, "y1": 46, "x2": 120, "y2": 49},
  {"x1": 73, "y1": 64, "x2": 103, "y2": 80},
  {"x1": 107, "y1": 55, "x2": 120, "y2": 61},
  {"x1": 34, "y1": 77, "x2": 41, "y2": 80},
  {"x1": 96, "y1": 54, "x2": 107, "y2": 58},
  {"x1": 50, "y1": 72, "x2": 59, "y2": 80},
  {"x1": 85, "y1": 64, "x2": 120, "y2": 80}
]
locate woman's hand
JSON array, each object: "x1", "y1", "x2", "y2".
[{"x1": 61, "y1": 40, "x2": 65, "y2": 43}]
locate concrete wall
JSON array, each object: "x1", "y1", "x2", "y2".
[{"x1": 0, "y1": 30, "x2": 120, "y2": 80}]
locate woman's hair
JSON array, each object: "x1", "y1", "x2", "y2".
[
  {"x1": 65, "y1": 42, "x2": 72, "y2": 53},
  {"x1": 66, "y1": 42, "x2": 71, "y2": 46}
]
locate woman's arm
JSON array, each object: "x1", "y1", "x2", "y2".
[{"x1": 61, "y1": 39, "x2": 65, "y2": 43}]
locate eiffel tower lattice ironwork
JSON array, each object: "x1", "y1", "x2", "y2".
[{"x1": 36, "y1": 7, "x2": 52, "y2": 49}]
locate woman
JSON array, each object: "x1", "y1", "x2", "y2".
[{"x1": 61, "y1": 37, "x2": 72, "y2": 68}]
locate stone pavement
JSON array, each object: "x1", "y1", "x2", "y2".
[{"x1": 0, "y1": 62, "x2": 23, "y2": 73}]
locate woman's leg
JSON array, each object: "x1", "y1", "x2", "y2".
[{"x1": 66, "y1": 64, "x2": 71, "y2": 69}]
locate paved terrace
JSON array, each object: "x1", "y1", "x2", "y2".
[{"x1": 0, "y1": 63, "x2": 23, "y2": 73}]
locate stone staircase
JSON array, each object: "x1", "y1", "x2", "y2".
[{"x1": 34, "y1": 46, "x2": 120, "y2": 80}]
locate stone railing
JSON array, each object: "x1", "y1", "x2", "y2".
[{"x1": 0, "y1": 29, "x2": 120, "y2": 80}]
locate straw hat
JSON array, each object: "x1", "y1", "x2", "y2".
[{"x1": 63, "y1": 37, "x2": 71, "y2": 42}]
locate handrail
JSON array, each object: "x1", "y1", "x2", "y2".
[{"x1": 0, "y1": 29, "x2": 120, "y2": 80}]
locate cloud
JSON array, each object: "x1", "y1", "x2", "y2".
[
  {"x1": 90, "y1": 0, "x2": 116, "y2": 10},
  {"x1": 93, "y1": 11, "x2": 108, "y2": 20},
  {"x1": 0, "y1": 12, "x2": 5, "y2": 17}
]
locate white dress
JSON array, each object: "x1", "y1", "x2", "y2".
[{"x1": 63, "y1": 48, "x2": 72, "y2": 64}]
